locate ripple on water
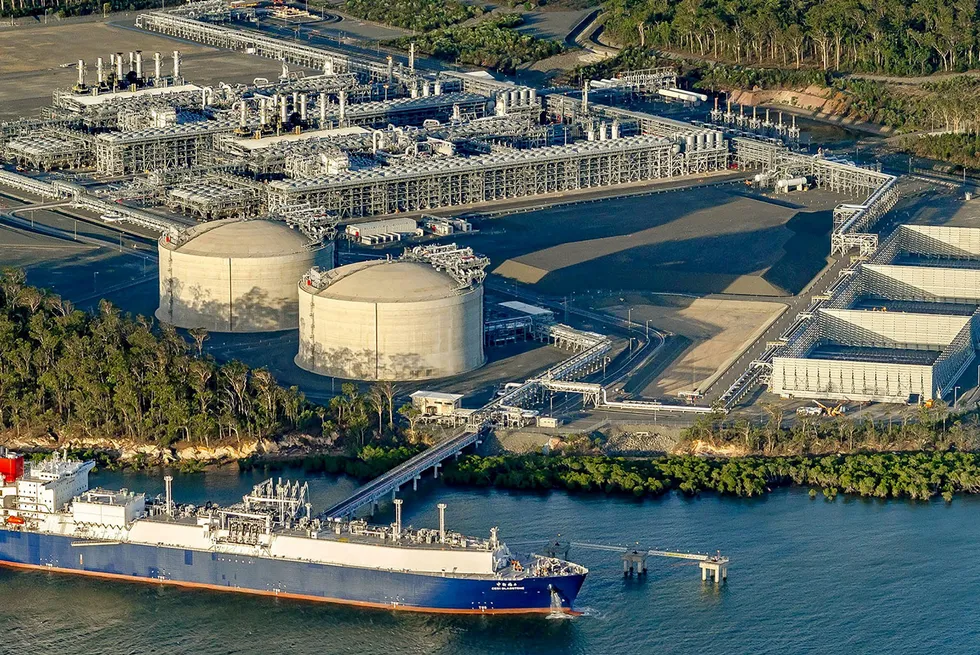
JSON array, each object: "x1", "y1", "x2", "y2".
[{"x1": 2, "y1": 471, "x2": 980, "y2": 654}]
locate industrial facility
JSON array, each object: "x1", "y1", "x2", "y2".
[
  {"x1": 5, "y1": 0, "x2": 972, "y2": 413},
  {"x1": 157, "y1": 218, "x2": 330, "y2": 332},
  {"x1": 770, "y1": 225, "x2": 980, "y2": 403},
  {"x1": 296, "y1": 245, "x2": 487, "y2": 381},
  {"x1": 0, "y1": 0, "x2": 732, "y2": 237}
]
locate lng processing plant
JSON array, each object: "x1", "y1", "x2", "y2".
[{"x1": 2, "y1": 0, "x2": 979, "y2": 431}]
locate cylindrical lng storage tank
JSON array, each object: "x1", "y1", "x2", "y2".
[
  {"x1": 296, "y1": 260, "x2": 485, "y2": 381},
  {"x1": 157, "y1": 218, "x2": 333, "y2": 332}
]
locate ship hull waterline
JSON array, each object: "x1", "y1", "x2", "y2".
[{"x1": 0, "y1": 529, "x2": 586, "y2": 615}]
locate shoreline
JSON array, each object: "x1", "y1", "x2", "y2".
[
  {"x1": 68, "y1": 445, "x2": 980, "y2": 504},
  {"x1": 16, "y1": 436, "x2": 980, "y2": 504}
]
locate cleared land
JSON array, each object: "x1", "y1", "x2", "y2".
[
  {"x1": 515, "y1": 8, "x2": 593, "y2": 41},
  {"x1": 481, "y1": 185, "x2": 842, "y2": 297},
  {"x1": 604, "y1": 295, "x2": 786, "y2": 397},
  {"x1": 0, "y1": 20, "x2": 288, "y2": 119}
]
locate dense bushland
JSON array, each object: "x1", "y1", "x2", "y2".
[
  {"x1": 342, "y1": 0, "x2": 476, "y2": 32},
  {"x1": 601, "y1": 0, "x2": 979, "y2": 76},
  {"x1": 0, "y1": 269, "x2": 415, "y2": 452},
  {"x1": 390, "y1": 14, "x2": 564, "y2": 73}
]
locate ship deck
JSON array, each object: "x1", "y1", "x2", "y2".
[
  {"x1": 142, "y1": 513, "x2": 497, "y2": 554},
  {"x1": 126, "y1": 513, "x2": 585, "y2": 580}
]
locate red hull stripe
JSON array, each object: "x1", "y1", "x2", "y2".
[{"x1": 0, "y1": 560, "x2": 581, "y2": 616}]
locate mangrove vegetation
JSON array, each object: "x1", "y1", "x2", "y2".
[{"x1": 442, "y1": 451, "x2": 980, "y2": 501}]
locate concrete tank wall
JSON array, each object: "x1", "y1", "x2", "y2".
[
  {"x1": 157, "y1": 222, "x2": 333, "y2": 332},
  {"x1": 296, "y1": 280, "x2": 484, "y2": 381}
]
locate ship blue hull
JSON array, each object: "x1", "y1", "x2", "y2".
[{"x1": 0, "y1": 528, "x2": 585, "y2": 614}]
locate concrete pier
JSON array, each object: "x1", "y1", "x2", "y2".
[
  {"x1": 699, "y1": 558, "x2": 728, "y2": 584},
  {"x1": 622, "y1": 550, "x2": 648, "y2": 577}
]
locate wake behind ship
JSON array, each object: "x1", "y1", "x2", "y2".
[{"x1": 0, "y1": 449, "x2": 586, "y2": 614}]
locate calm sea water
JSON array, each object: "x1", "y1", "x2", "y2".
[{"x1": 1, "y1": 467, "x2": 978, "y2": 655}]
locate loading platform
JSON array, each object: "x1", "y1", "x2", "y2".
[{"x1": 570, "y1": 542, "x2": 730, "y2": 583}]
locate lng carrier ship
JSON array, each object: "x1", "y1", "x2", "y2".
[{"x1": 0, "y1": 449, "x2": 586, "y2": 614}]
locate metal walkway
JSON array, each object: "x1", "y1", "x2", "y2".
[
  {"x1": 321, "y1": 325, "x2": 611, "y2": 521},
  {"x1": 570, "y1": 541, "x2": 729, "y2": 563},
  {"x1": 321, "y1": 427, "x2": 484, "y2": 521}
]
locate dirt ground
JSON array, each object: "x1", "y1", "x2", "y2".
[
  {"x1": 605, "y1": 296, "x2": 787, "y2": 397},
  {"x1": 479, "y1": 185, "x2": 845, "y2": 298},
  {"x1": 0, "y1": 20, "x2": 288, "y2": 120}
]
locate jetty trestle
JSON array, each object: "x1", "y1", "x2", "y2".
[{"x1": 570, "y1": 542, "x2": 730, "y2": 583}]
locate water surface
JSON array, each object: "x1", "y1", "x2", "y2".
[{"x1": 1, "y1": 468, "x2": 976, "y2": 655}]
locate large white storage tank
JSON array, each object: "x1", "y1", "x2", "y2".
[
  {"x1": 157, "y1": 218, "x2": 332, "y2": 332},
  {"x1": 296, "y1": 260, "x2": 484, "y2": 380}
]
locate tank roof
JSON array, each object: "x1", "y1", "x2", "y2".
[
  {"x1": 162, "y1": 218, "x2": 310, "y2": 258},
  {"x1": 309, "y1": 260, "x2": 468, "y2": 302}
]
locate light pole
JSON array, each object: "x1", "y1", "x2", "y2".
[
  {"x1": 645, "y1": 319, "x2": 651, "y2": 339},
  {"x1": 954, "y1": 386, "x2": 961, "y2": 408},
  {"x1": 627, "y1": 307, "x2": 632, "y2": 355},
  {"x1": 93, "y1": 271, "x2": 99, "y2": 292}
]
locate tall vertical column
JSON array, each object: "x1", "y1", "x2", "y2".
[
  {"x1": 437, "y1": 503, "x2": 446, "y2": 543},
  {"x1": 164, "y1": 475, "x2": 174, "y2": 518}
]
